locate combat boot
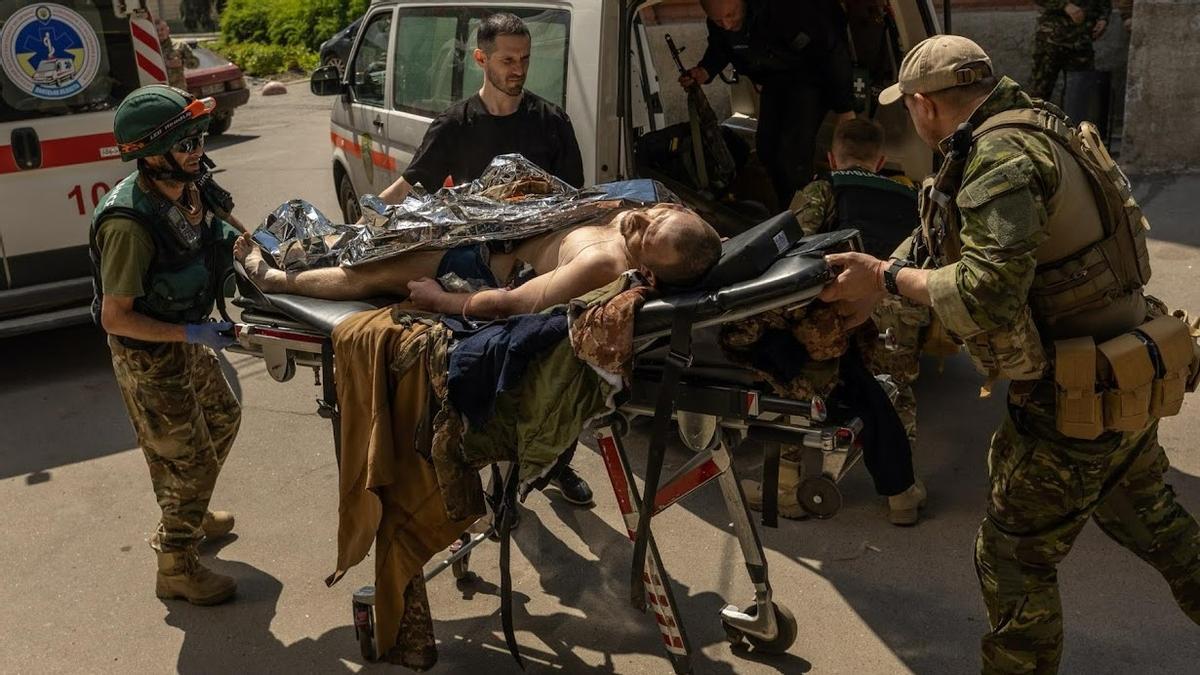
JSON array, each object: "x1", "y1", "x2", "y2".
[
  {"x1": 887, "y1": 480, "x2": 927, "y2": 526},
  {"x1": 202, "y1": 510, "x2": 235, "y2": 539},
  {"x1": 155, "y1": 549, "x2": 237, "y2": 605},
  {"x1": 741, "y1": 459, "x2": 805, "y2": 519}
]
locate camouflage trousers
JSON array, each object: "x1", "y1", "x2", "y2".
[
  {"x1": 975, "y1": 398, "x2": 1200, "y2": 673},
  {"x1": 864, "y1": 295, "x2": 930, "y2": 445},
  {"x1": 110, "y1": 337, "x2": 241, "y2": 553},
  {"x1": 1030, "y1": 37, "x2": 1095, "y2": 101}
]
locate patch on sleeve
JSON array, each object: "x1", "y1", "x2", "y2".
[{"x1": 957, "y1": 155, "x2": 1034, "y2": 210}]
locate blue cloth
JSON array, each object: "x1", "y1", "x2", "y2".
[
  {"x1": 443, "y1": 309, "x2": 570, "y2": 428},
  {"x1": 436, "y1": 244, "x2": 499, "y2": 289}
]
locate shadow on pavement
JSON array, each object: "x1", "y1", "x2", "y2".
[
  {"x1": 0, "y1": 323, "x2": 242, "y2": 481},
  {"x1": 205, "y1": 133, "x2": 259, "y2": 152},
  {"x1": 428, "y1": 495, "x2": 811, "y2": 674},
  {"x1": 165, "y1": 539, "x2": 360, "y2": 673},
  {"x1": 588, "y1": 351, "x2": 1200, "y2": 673},
  {"x1": 1133, "y1": 174, "x2": 1200, "y2": 248}
]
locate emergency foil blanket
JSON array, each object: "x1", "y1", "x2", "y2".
[{"x1": 251, "y1": 154, "x2": 678, "y2": 270}]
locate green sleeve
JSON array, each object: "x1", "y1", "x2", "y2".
[
  {"x1": 789, "y1": 180, "x2": 835, "y2": 237},
  {"x1": 927, "y1": 132, "x2": 1058, "y2": 337},
  {"x1": 97, "y1": 217, "x2": 155, "y2": 298}
]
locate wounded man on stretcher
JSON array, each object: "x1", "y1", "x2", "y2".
[
  {"x1": 234, "y1": 156, "x2": 723, "y2": 317},
  {"x1": 231, "y1": 156, "x2": 914, "y2": 668}
]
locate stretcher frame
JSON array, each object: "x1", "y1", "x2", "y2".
[{"x1": 226, "y1": 294, "x2": 889, "y2": 674}]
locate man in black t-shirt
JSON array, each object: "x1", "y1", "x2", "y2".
[
  {"x1": 374, "y1": 13, "x2": 592, "y2": 508},
  {"x1": 681, "y1": 0, "x2": 855, "y2": 209},
  {"x1": 375, "y1": 13, "x2": 584, "y2": 201}
]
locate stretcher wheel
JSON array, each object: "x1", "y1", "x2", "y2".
[
  {"x1": 745, "y1": 602, "x2": 798, "y2": 654},
  {"x1": 797, "y1": 476, "x2": 842, "y2": 518}
]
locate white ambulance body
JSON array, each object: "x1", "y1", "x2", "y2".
[{"x1": 0, "y1": 0, "x2": 167, "y2": 337}]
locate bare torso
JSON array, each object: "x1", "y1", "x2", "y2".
[{"x1": 491, "y1": 210, "x2": 632, "y2": 282}]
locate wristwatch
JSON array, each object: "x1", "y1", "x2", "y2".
[{"x1": 883, "y1": 259, "x2": 913, "y2": 295}]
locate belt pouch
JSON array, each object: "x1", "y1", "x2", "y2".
[
  {"x1": 1054, "y1": 336, "x2": 1103, "y2": 440},
  {"x1": 1097, "y1": 332, "x2": 1154, "y2": 431},
  {"x1": 1139, "y1": 315, "x2": 1193, "y2": 417}
]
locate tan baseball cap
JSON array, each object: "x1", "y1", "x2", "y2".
[{"x1": 878, "y1": 35, "x2": 993, "y2": 105}]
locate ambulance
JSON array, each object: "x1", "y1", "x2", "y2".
[{"x1": 0, "y1": 0, "x2": 168, "y2": 337}]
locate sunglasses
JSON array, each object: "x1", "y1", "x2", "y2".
[{"x1": 172, "y1": 133, "x2": 206, "y2": 155}]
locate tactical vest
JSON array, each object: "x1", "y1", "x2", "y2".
[
  {"x1": 88, "y1": 172, "x2": 230, "y2": 327},
  {"x1": 830, "y1": 169, "x2": 918, "y2": 259},
  {"x1": 919, "y1": 102, "x2": 1153, "y2": 379}
]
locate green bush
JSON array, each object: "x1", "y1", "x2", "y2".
[
  {"x1": 210, "y1": 41, "x2": 319, "y2": 77},
  {"x1": 221, "y1": 0, "x2": 369, "y2": 52}
]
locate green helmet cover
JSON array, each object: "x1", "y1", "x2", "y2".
[{"x1": 114, "y1": 85, "x2": 212, "y2": 161}]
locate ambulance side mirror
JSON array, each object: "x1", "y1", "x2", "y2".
[{"x1": 310, "y1": 65, "x2": 344, "y2": 97}]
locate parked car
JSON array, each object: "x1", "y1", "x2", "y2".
[
  {"x1": 319, "y1": 16, "x2": 363, "y2": 75},
  {"x1": 183, "y1": 45, "x2": 250, "y2": 135},
  {"x1": 310, "y1": 0, "x2": 939, "y2": 234}
]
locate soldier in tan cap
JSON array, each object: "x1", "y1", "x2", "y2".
[{"x1": 820, "y1": 34, "x2": 1200, "y2": 673}]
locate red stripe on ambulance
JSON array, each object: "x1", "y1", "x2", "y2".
[{"x1": 0, "y1": 132, "x2": 120, "y2": 174}]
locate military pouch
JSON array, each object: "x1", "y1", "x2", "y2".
[
  {"x1": 1054, "y1": 337, "x2": 1104, "y2": 440},
  {"x1": 1137, "y1": 315, "x2": 1194, "y2": 417},
  {"x1": 1096, "y1": 332, "x2": 1154, "y2": 431}
]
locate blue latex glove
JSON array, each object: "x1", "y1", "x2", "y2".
[{"x1": 185, "y1": 321, "x2": 237, "y2": 350}]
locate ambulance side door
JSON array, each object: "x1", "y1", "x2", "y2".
[{"x1": 338, "y1": 6, "x2": 396, "y2": 200}]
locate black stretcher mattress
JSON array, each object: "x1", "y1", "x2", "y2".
[{"x1": 233, "y1": 216, "x2": 851, "y2": 337}]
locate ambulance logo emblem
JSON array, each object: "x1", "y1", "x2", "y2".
[{"x1": 2, "y1": 4, "x2": 101, "y2": 100}]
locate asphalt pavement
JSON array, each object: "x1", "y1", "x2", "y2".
[{"x1": 1, "y1": 84, "x2": 1197, "y2": 674}]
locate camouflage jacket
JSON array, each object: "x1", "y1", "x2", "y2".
[
  {"x1": 1034, "y1": 0, "x2": 1112, "y2": 47},
  {"x1": 162, "y1": 38, "x2": 199, "y2": 91},
  {"x1": 923, "y1": 77, "x2": 1062, "y2": 343}
]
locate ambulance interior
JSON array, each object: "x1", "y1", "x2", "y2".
[{"x1": 625, "y1": 0, "x2": 937, "y2": 234}]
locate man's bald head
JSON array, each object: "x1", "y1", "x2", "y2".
[
  {"x1": 701, "y1": 0, "x2": 747, "y2": 31},
  {"x1": 631, "y1": 204, "x2": 722, "y2": 288}
]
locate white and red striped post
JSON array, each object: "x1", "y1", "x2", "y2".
[{"x1": 128, "y1": 9, "x2": 167, "y2": 85}]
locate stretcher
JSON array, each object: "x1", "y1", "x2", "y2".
[{"x1": 222, "y1": 213, "x2": 892, "y2": 673}]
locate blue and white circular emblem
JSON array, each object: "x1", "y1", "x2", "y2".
[{"x1": 1, "y1": 4, "x2": 101, "y2": 100}]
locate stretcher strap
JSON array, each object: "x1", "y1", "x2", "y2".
[
  {"x1": 498, "y1": 465, "x2": 524, "y2": 669},
  {"x1": 630, "y1": 309, "x2": 694, "y2": 611},
  {"x1": 762, "y1": 442, "x2": 780, "y2": 528}
]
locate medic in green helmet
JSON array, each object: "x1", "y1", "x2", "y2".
[{"x1": 89, "y1": 84, "x2": 243, "y2": 606}]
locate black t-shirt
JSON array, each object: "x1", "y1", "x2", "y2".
[{"x1": 402, "y1": 92, "x2": 585, "y2": 190}]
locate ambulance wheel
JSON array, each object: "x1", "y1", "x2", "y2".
[
  {"x1": 744, "y1": 602, "x2": 798, "y2": 654},
  {"x1": 798, "y1": 476, "x2": 842, "y2": 518},
  {"x1": 339, "y1": 171, "x2": 361, "y2": 223}
]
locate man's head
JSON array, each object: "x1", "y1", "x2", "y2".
[
  {"x1": 621, "y1": 204, "x2": 722, "y2": 288},
  {"x1": 878, "y1": 35, "x2": 997, "y2": 148},
  {"x1": 830, "y1": 119, "x2": 886, "y2": 172},
  {"x1": 155, "y1": 19, "x2": 171, "y2": 42},
  {"x1": 475, "y1": 13, "x2": 531, "y2": 97},
  {"x1": 114, "y1": 85, "x2": 213, "y2": 183},
  {"x1": 701, "y1": 0, "x2": 747, "y2": 32}
]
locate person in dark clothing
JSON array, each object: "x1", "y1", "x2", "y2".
[
  {"x1": 681, "y1": 0, "x2": 856, "y2": 209},
  {"x1": 374, "y1": 13, "x2": 584, "y2": 202},
  {"x1": 372, "y1": 13, "x2": 591, "y2": 505}
]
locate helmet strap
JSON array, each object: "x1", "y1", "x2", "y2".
[{"x1": 137, "y1": 152, "x2": 207, "y2": 184}]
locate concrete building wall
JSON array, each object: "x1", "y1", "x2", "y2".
[
  {"x1": 1122, "y1": 0, "x2": 1200, "y2": 173},
  {"x1": 949, "y1": 7, "x2": 1132, "y2": 122}
]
